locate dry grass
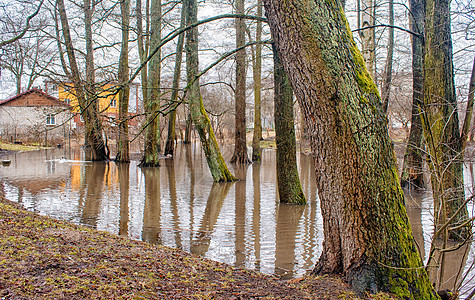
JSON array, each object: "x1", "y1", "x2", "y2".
[
  {"x1": 0, "y1": 141, "x2": 45, "y2": 152},
  {"x1": 0, "y1": 198, "x2": 361, "y2": 299}
]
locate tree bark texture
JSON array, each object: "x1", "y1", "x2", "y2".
[
  {"x1": 273, "y1": 44, "x2": 306, "y2": 205},
  {"x1": 231, "y1": 0, "x2": 251, "y2": 164},
  {"x1": 422, "y1": 0, "x2": 470, "y2": 240},
  {"x1": 461, "y1": 57, "x2": 475, "y2": 151},
  {"x1": 136, "y1": 0, "x2": 148, "y2": 108},
  {"x1": 262, "y1": 0, "x2": 436, "y2": 297},
  {"x1": 185, "y1": 0, "x2": 236, "y2": 182},
  {"x1": 164, "y1": 2, "x2": 186, "y2": 156},
  {"x1": 184, "y1": 113, "x2": 192, "y2": 144},
  {"x1": 381, "y1": 0, "x2": 394, "y2": 114},
  {"x1": 140, "y1": 0, "x2": 162, "y2": 167},
  {"x1": 251, "y1": 0, "x2": 263, "y2": 162},
  {"x1": 57, "y1": 0, "x2": 107, "y2": 161},
  {"x1": 400, "y1": 0, "x2": 425, "y2": 189},
  {"x1": 358, "y1": 0, "x2": 375, "y2": 77},
  {"x1": 116, "y1": 0, "x2": 131, "y2": 163}
]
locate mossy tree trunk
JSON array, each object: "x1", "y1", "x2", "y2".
[
  {"x1": 400, "y1": 0, "x2": 425, "y2": 189},
  {"x1": 422, "y1": 0, "x2": 470, "y2": 240},
  {"x1": 140, "y1": 0, "x2": 162, "y2": 167},
  {"x1": 57, "y1": 0, "x2": 107, "y2": 161},
  {"x1": 231, "y1": 0, "x2": 251, "y2": 164},
  {"x1": 116, "y1": 0, "x2": 130, "y2": 163},
  {"x1": 273, "y1": 44, "x2": 306, "y2": 205},
  {"x1": 164, "y1": 2, "x2": 186, "y2": 156},
  {"x1": 251, "y1": 0, "x2": 263, "y2": 162},
  {"x1": 184, "y1": 0, "x2": 236, "y2": 182},
  {"x1": 263, "y1": 0, "x2": 437, "y2": 297}
]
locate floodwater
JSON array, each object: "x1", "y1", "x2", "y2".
[{"x1": 0, "y1": 144, "x2": 474, "y2": 296}]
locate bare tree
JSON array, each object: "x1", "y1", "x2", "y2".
[
  {"x1": 56, "y1": 0, "x2": 107, "y2": 161},
  {"x1": 140, "y1": 0, "x2": 162, "y2": 167},
  {"x1": 115, "y1": 0, "x2": 131, "y2": 163},
  {"x1": 184, "y1": 0, "x2": 236, "y2": 182},
  {"x1": 231, "y1": 0, "x2": 251, "y2": 164}
]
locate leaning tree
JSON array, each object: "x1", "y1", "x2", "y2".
[{"x1": 262, "y1": 0, "x2": 437, "y2": 297}]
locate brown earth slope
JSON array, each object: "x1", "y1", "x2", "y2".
[{"x1": 0, "y1": 198, "x2": 361, "y2": 299}]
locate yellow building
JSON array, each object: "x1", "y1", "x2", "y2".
[
  {"x1": 58, "y1": 83, "x2": 119, "y2": 116},
  {"x1": 53, "y1": 82, "x2": 141, "y2": 128}
]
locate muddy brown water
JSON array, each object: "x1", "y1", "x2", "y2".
[{"x1": 0, "y1": 144, "x2": 473, "y2": 297}]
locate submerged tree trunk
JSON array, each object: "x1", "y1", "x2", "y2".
[
  {"x1": 231, "y1": 0, "x2": 251, "y2": 164},
  {"x1": 140, "y1": 0, "x2": 162, "y2": 167},
  {"x1": 251, "y1": 0, "x2": 263, "y2": 162},
  {"x1": 401, "y1": 0, "x2": 425, "y2": 189},
  {"x1": 57, "y1": 0, "x2": 107, "y2": 161},
  {"x1": 422, "y1": 0, "x2": 470, "y2": 240},
  {"x1": 83, "y1": 0, "x2": 108, "y2": 161},
  {"x1": 164, "y1": 3, "x2": 186, "y2": 156},
  {"x1": 273, "y1": 44, "x2": 306, "y2": 205},
  {"x1": 116, "y1": 0, "x2": 131, "y2": 163},
  {"x1": 184, "y1": 0, "x2": 236, "y2": 182},
  {"x1": 263, "y1": 0, "x2": 436, "y2": 297}
]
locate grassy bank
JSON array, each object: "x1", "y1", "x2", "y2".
[
  {"x1": 0, "y1": 141, "x2": 46, "y2": 152},
  {"x1": 0, "y1": 198, "x2": 360, "y2": 299}
]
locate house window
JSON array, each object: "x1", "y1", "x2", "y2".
[
  {"x1": 46, "y1": 114, "x2": 56, "y2": 125},
  {"x1": 111, "y1": 98, "x2": 117, "y2": 107}
]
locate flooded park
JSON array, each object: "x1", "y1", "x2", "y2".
[{"x1": 0, "y1": 144, "x2": 474, "y2": 297}]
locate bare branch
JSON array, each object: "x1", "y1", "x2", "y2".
[{"x1": 0, "y1": 0, "x2": 45, "y2": 48}]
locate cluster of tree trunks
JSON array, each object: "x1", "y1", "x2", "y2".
[
  {"x1": 140, "y1": 0, "x2": 162, "y2": 167},
  {"x1": 421, "y1": 0, "x2": 470, "y2": 240},
  {"x1": 56, "y1": 0, "x2": 108, "y2": 162}
]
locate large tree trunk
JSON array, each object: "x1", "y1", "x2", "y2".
[
  {"x1": 164, "y1": 3, "x2": 186, "y2": 156},
  {"x1": 422, "y1": 0, "x2": 470, "y2": 241},
  {"x1": 140, "y1": 0, "x2": 162, "y2": 167},
  {"x1": 57, "y1": 0, "x2": 107, "y2": 161},
  {"x1": 184, "y1": 0, "x2": 236, "y2": 182},
  {"x1": 273, "y1": 44, "x2": 306, "y2": 205},
  {"x1": 251, "y1": 0, "x2": 263, "y2": 162},
  {"x1": 116, "y1": 0, "x2": 131, "y2": 163},
  {"x1": 262, "y1": 0, "x2": 436, "y2": 297},
  {"x1": 231, "y1": 0, "x2": 251, "y2": 164},
  {"x1": 400, "y1": 0, "x2": 425, "y2": 189}
]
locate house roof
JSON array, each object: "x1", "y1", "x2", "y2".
[{"x1": 0, "y1": 88, "x2": 70, "y2": 107}]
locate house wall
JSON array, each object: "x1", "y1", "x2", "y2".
[{"x1": 0, "y1": 105, "x2": 72, "y2": 144}]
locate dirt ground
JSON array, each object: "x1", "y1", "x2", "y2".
[{"x1": 0, "y1": 197, "x2": 368, "y2": 300}]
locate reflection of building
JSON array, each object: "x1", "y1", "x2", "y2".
[{"x1": 0, "y1": 88, "x2": 72, "y2": 144}]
